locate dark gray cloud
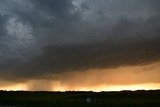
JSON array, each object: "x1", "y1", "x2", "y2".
[{"x1": 0, "y1": 0, "x2": 160, "y2": 81}]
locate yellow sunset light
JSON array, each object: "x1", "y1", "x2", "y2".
[{"x1": 0, "y1": 84, "x2": 27, "y2": 91}]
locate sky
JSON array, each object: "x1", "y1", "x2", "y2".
[{"x1": 0, "y1": 0, "x2": 160, "y2": 91}]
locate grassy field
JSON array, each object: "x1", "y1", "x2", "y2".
[{"x1": 0, "y1": 90, "x2": 160, "y2": 107}]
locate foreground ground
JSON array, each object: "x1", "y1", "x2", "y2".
[{"x1": 0, "y1": 90, "x2": 160, "y2": 107}]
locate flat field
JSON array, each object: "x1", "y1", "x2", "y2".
[{"x1": 0, "y1": 90, "x2": 160, "y2": 107}]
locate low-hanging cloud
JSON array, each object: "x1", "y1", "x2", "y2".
[{"x1": 0, "y1": 0, "x2": 160, "y2": 81}]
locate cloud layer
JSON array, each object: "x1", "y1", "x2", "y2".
[{"x1": 0, "y1": 0, "x2": 160, "y2": 81}]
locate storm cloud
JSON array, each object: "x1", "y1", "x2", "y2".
[{"x1": 0, "y1": 0, "x2": 160, "y2": 81}]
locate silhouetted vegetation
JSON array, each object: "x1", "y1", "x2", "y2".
[{"x1": 0, "y1": 90, "x2": 160, "y2": 107}]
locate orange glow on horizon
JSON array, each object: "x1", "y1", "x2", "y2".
[
  {"x1": 51, "y1": 83, "x2": 160, "y2": 92},
  {"x1": 0, "y1": 84, "x2": 27, "y2": 91},
  {"x1": 0, "y1": 62, "x2": 160, "y2": 91},
  {"x1": 0, "y1": 83, "x2": 159, "y2": 91}
]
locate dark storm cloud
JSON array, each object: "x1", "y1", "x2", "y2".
[
  {"x1": 0, "y1": 15, "x2": 8, "y2": 37},
  {"x1": 0, "y1": 0, "x2": 160, "y2": 80}
]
